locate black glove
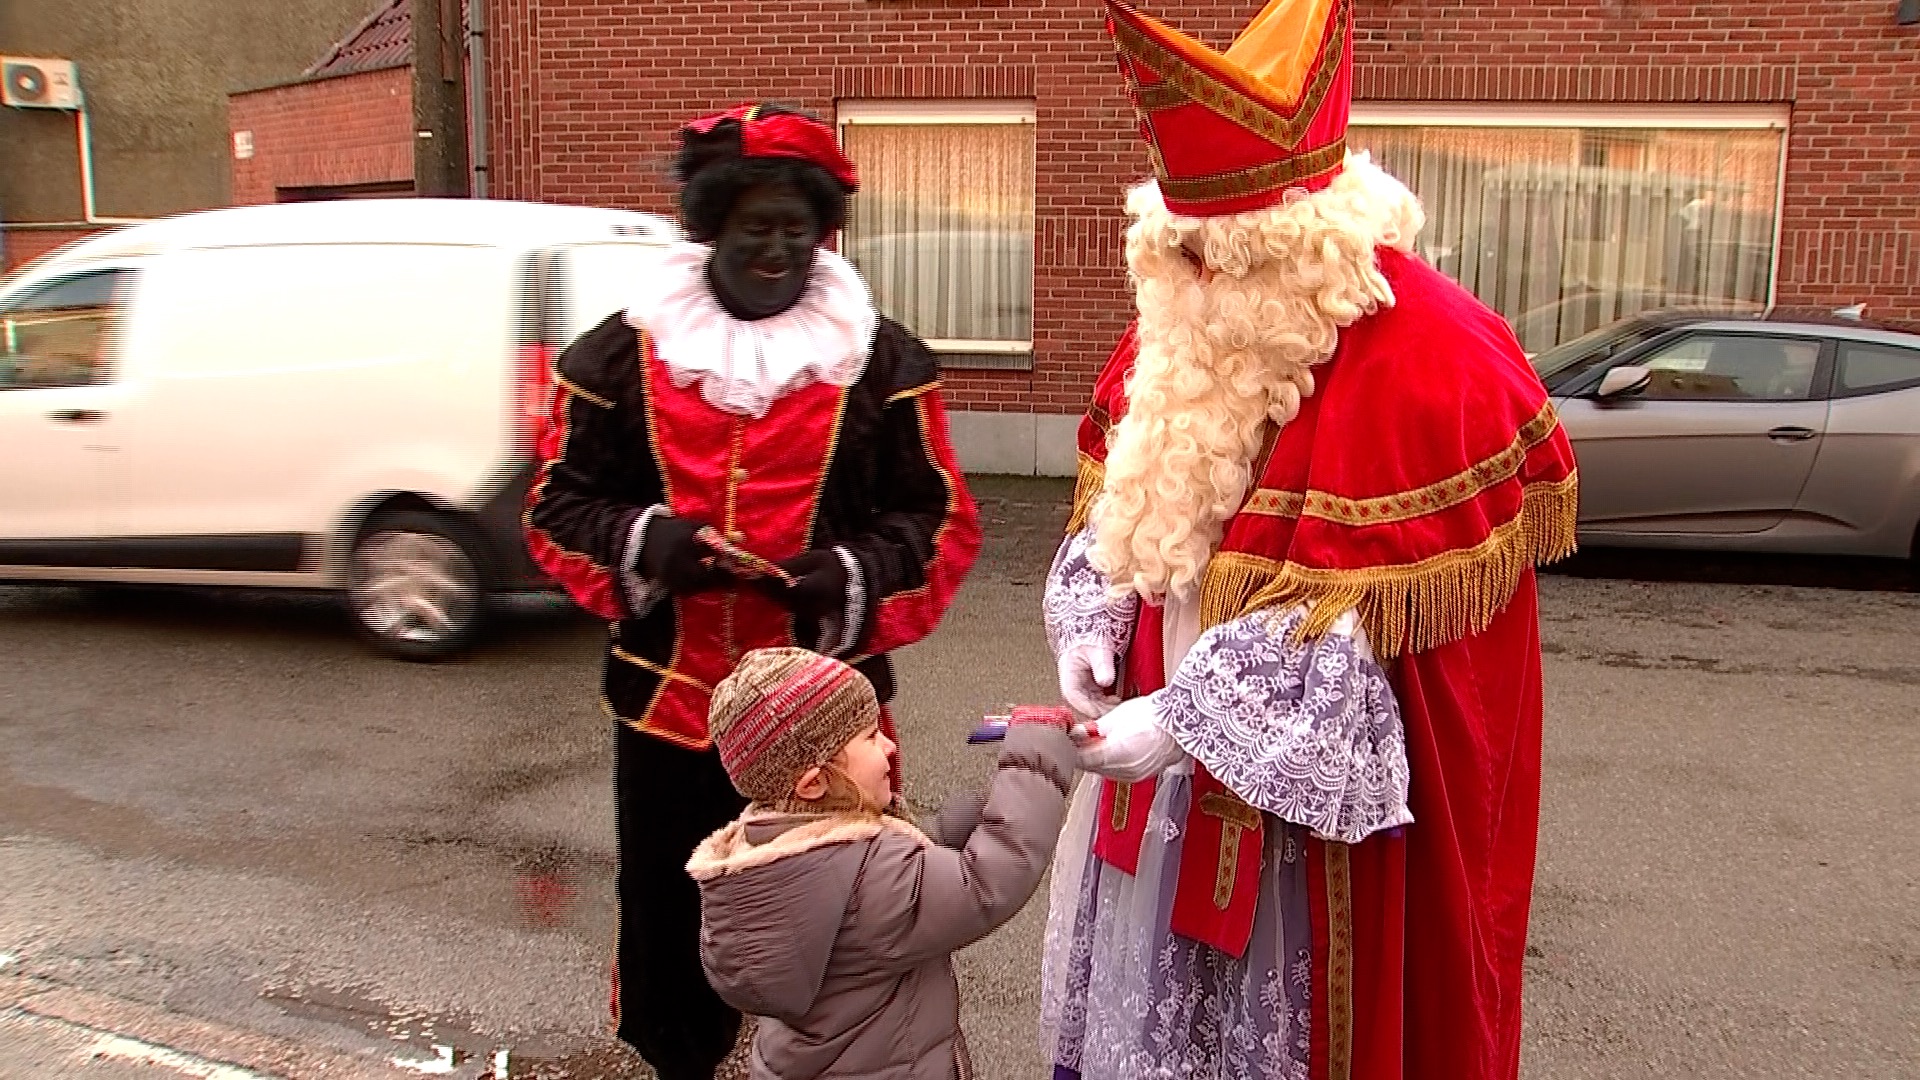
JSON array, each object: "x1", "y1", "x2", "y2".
[
  {"x1": 766, "y1": 549, "x2": 849, "y2": 624},
  {"x1": 637, "y1": 514, "x2": 730, "y2": 595},
  {"x1": 754, "y1": 548, "x2": 852, "y2": 652}
]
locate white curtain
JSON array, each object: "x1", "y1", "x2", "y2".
[
  {"x1": 1349, "y1": 125, "x2": 1782, "y2": 353},
  {"x1": 842, "y1": 123, "x2": 1035, "y2": 345}
]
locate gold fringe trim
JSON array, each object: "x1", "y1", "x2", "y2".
[
  {"x1": 1198, "y1": 473, "x2": 1579, "y2": 658},
  {"x1": 1065, "y1": 453, "x2": 1106, "y2": 536}
]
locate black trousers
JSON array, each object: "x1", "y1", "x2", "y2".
[{"x1": 612, "y1": 722, "x2": 748, "y2": 1080}]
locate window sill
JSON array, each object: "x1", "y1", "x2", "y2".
[
  {"x1": 935, "y1": 350, "x2": 1033, "y2": 372},
  {"x1": 925, "y1": 339, "x2": 1031, "y2": 371}
]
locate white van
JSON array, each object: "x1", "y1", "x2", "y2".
[{"x1": 0, "y1": 198, "x2": 677, "y2": 658}]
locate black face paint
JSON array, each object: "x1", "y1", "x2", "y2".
[{"x1": 707, "y1": 181, "x2": 823, "y2": 321}]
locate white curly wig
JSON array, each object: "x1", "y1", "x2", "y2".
[{"x1": 1091, "y1": 152, "x2": 1426, "y2": 602}]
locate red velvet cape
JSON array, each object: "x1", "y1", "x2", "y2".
[{"x1": 1070, "y1": 249, "x2": 1577, "y2": 1080}]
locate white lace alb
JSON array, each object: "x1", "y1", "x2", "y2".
[
  {"x1": 1155, "y1": 605, "x2": 1412, "y2": 844},
  {"x1": 625, "y1": 243, "x2": 877, "y2": 418},
  {"x1": 1043, "y1": 528, "x2": 1138, "y2": 660}
]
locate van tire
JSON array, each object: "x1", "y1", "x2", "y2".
[{"x1": 347, "y1": 511, "x2": 487, "y2": 661}]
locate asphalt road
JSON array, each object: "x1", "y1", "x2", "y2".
[{"x1": 2, "y1": 476, "x2": 1915, "y2": 1079}]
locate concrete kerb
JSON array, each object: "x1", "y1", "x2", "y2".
[{"x1": 0, "y1": 972, "x2": 428, "y2": 1079}]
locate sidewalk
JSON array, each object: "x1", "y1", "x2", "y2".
[{"x1": 0, "y1": 972, "x2": 461, "y2": 1079}]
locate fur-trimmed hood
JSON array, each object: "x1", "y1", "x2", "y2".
[{"x1": 687, "y1": 808, "x2": 929, "y2": 882}]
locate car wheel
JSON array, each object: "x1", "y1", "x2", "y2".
[{"x1": 348, "y1": 511, "x2": 486, "y2": 661}]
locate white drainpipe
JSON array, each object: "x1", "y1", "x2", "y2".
[{"x1": 75, "y1": 96, "x2": 147, "y2": 226}]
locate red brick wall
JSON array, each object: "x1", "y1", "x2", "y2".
[
  {"x1": 228, "y1": 67, "x2": 414, "y2": 206},
  {"x1": 1354, "y1": 1, "x2": 1920, "y2": 328},
  {"x1": 1, "y1": 227, "x2": 98, "y2": 273},
  {"x1": 480, "y1": 1, "x2": 1920, "y2": 414}
]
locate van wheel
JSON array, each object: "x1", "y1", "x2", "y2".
[{"x1": 348, "y1": 511, "x2": 486, "y2": 661}]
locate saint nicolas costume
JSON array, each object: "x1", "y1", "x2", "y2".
[
  {"x1": 1040, "y1": 4, "x2": 1579, "y2": 1079},
  {"x1": 525, "y1": 106, "x2": 980, "y2": 1079}
]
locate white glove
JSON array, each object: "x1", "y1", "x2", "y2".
[
  {"x1": 1077, "y1": 694, "x2": 1186, "y2": 782},
  {"x1": 1057, "y1": 642, "x2": 1122, "y2": 718}
]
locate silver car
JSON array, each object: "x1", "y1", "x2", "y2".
[{"x1": 1532, "y1": 311, "x2": 1920, "y2": 560}]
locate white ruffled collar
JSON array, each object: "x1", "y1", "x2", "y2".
[{"x1": 625, "y1": 242, "x2": 877, "y2": 418}]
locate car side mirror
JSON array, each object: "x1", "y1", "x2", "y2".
[{"x1": 1595, "y1": 365, "x2": 1652, "y2": 400}]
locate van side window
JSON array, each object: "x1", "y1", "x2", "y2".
[{"x1": 0, "y1": 270, "x2": 129, "y2": 390}]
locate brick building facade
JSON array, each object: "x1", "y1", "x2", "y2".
[
  {"x1": 468, "y1": 2, "x2": 1919, "y2": 473},
  {"x1": 229, "y1": 70, "x2": 413, "y2": 205},
  {"x1": 0, "y1": 0, "x2": 376, "y2": 270},
  {"x1": 227, "y1": 1, "x2": 416, "y2": 205}
]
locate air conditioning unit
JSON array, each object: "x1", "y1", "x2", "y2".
[{"x1": 2, "y1": 57, "x2": 82, "y2": 110}]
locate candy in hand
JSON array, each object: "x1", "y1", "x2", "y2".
[
  {"x1": 969, "y1": 706, "x2": 1097, "y2": 744},
  {"x1": 693, "y1": 526, "x2": 796, "y2": 586}
]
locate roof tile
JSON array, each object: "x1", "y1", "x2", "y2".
[{"x1": 304, "y1": 0, "x2": 413, "y2": 80}]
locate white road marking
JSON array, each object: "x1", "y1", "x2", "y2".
[
  {"x1": 390, "y1": 1043, "x2": 457, "y2": 1074},
  {"x1": 3, "y1": 1007, "x2": 276, "y2": 1079},
  {"x1": 81, "y1": 1030, "x2": 274, "y2": 1079}
]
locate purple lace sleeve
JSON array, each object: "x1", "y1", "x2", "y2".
[
  {"x1": 1154, "y1": 606, "x2": 1412, "y2": 844},
  {"x1": 1043, "y1": 528, "x2": 1137, "y2": 660}
]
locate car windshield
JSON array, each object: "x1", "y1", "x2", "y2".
[
  {"x1": 1530, "y1": 318, "x2": 1665, "y2": 389},
  {"x1": 1529, "y1": 305, "x2": 1770, "y2": 391}
]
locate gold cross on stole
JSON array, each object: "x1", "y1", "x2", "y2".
[
  {"x1": 1198, "y1": 792, "x2": 1262, "y2": 910},
  {"x1": 1111, "y1": 782, "x2": 1134, "y2": 831}
]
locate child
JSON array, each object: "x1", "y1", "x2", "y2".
[{"x1": 688, "y1": 647, "x2": 1077, "y2": 1080}]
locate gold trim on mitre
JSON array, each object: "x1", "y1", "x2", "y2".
[
  {"x1": 1132, "y1": 80, "x2": 1192, "y2": 111},
  {"x1": 1109, "y1": 0, "x2": 1348, "y2": 151},
  {"x1": 1158, "y1": 138, "x2": 1348, "y2": 205}
]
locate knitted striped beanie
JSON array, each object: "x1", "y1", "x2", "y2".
[{"x1": 709, "y1": 647, "x2": 879, "y2": 804}]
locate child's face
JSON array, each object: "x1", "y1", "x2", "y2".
[{"x1": 833, "y1": 722, "x2": 895, "y2": 808}]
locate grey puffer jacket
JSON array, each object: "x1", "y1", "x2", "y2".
[{"x1": 688, "y1": 724, "x2": 1077, "y2": 1080}]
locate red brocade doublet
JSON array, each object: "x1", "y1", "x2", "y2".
[
  {"x1": 637, "y1": 345, "x2": 848, "y2": 746},
  {"x1": 527, "y1": 314, "x2": 980, "y2": 750}
]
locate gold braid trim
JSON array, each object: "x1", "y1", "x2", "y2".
[
  {"x1": 1065, "y1": 453, "x2": 1107, "y2": 536},
  {"x1": 557, "y1": 376, "x2": 615, "y2": 410},
  {"x1": 1198, "y1": 473, "x2": 1579, "y2": 658},
  {"x1": 1323, "y1": 841, "x2": 1355, "y2": 1080},
  {"x1": 1242, "y1": 403, "x2": 1562, "y2": 528}
]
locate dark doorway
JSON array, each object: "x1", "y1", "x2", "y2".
[{"x1": 275, "y1": 181, "x2": 415, "y2": 202}]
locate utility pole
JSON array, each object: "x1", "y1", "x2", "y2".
[{"x1": 411, "y1": 0, "x2": 469, "y2": 197}]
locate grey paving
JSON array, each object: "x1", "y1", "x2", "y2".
[{"x1": 1, "y1": 476, "x2": 1914, "y2": 1078}]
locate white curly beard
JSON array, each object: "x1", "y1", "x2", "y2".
[{"x1": 1090, "y1": 154, "x2": 1426, "y2": 602}]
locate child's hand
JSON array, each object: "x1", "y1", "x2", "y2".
[{"x1": 926, "y1": 790, "x2": 989, "y2": 849}]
